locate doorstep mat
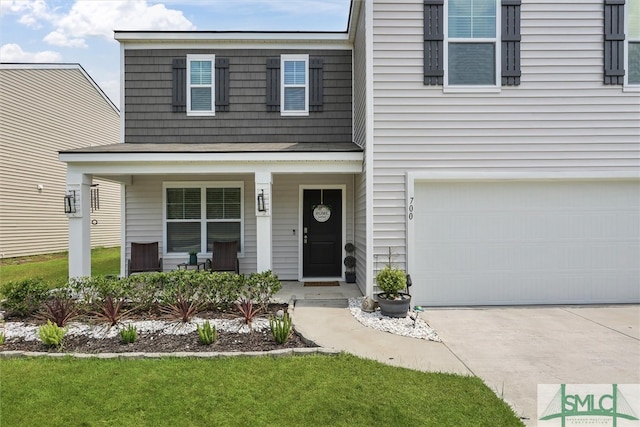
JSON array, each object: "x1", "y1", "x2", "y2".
[{"x1": 303, "y1": 281, "x2": 339, "y2": 287}]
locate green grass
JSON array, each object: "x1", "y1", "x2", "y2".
[
  {"x1": 0, "y1": 246, "x2": 120, "y2": 288},
  {"x1": 0, "y1": 354, "x2": 523, "y2": 426}
]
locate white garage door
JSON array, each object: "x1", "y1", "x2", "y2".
[{"x1": 411, "y1": 180, "x2": 640, "y2": 306}]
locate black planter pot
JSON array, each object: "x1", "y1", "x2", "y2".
[
  {"x1": 376, "y1": 292, "x2": 411, "y2": 318},
  {"x1": 345, "y1": 272, "x2": 356, "y2": 283},
  {"x1": 189, "y1": 254, "x2": 198, "y2": 265}
]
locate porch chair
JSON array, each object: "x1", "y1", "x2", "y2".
[
  {"x1": 127, "y1": 242, "x2": 163, "y2": 276},
  {"x1": 206, "y1": 241, "x2": 239, "y2": 274}
]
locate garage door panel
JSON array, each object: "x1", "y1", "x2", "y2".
[{"x1": 412, "y1": 180, "x2": 640, "y2": 306}]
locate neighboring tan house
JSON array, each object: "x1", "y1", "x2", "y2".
[
  {"x1": 0, "y1": 64, "x2": 121, "y2": 259},
  {"x1": 60, "y1": 0, "x2": 639, "y2": 306}
]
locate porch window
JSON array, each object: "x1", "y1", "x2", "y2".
[{"x1": 164, "y1": 183, "x2": 243, "y2": 254}]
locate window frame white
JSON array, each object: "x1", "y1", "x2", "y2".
[
  {"x1": 443, "y1": 0, "x2": 501, "y2": 92},
  {"x1": 625, "y1": 0, "x2": 640, "y2": 89},
  {"x1": 280, "y1": 54, "x2": 309, "y2": 116},
  {"x1": 163, "y1": 181, "x2": 244, "y2": 257},
  {"x1": 186, "y1": 54, "x2": 215, "y2": 116}
]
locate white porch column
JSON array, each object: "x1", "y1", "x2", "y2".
[
  {"x1": 66, "y1": 168, "x2": 92, "y2": 278},
  {"x1": 255, "y1": 171, "x2": 272, "y2": 272}
]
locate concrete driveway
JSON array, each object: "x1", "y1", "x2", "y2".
[{"x1": 425, "y1": 305, "x2": 640, "y2": 425}]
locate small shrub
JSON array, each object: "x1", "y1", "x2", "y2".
[
  {"x1": 201, "y1": 272, "x2": 242, "y2": 309},
  {"x1": 160, "y1": 271, "x2": 204, "y2": 322},
  {"x1": 236, "y1": 299, "x2": 261, "y2": 329},
  {"x1": 376, "y1": 266, "x2": 407, "y2": 299},
  {"x1": 94, "y1": 295, "x2": 130, "y2": 326},
  {"x1": 126, "y1": 272, "x2": 166, "y2": 313},
  {"x1": 42, "y1": 288, "x2": 78, "y2": 327},
  {"x1": 196, "y1": 320, "x2": 217, "y2": 345},
  {"x1": 38, "y1": 320, "x2": 67, "y2": 348},
  {"x1": 269, "y1": 313, "x2": 292, "y2": 344},
  {"x1": 120, "y1": 324, "x2": 138, "y2": 344},
  {"x1": 0, "y1": 332, "x2": 5, "y2": 345},
  {"x1": 242, "y1": 270, "x2": 282, "y2": 312},
  {"x1": 1, "y1": 278, "x2": 49, "y2": 317}
]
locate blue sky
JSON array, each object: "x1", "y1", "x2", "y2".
[{"x1": 0, "y1": 0, "x2": 351, "y2": 107}]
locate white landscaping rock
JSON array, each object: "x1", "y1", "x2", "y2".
[
  {"x1": 1, "y1": 316, "x2": 270, "y2": 342},
  {"x1": 348, "y1": 297, "x2": 440, "y2": 342}
]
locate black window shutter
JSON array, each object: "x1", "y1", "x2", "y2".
[
  {"x1": 309, "y1": 58, "x2": 324, "y2": 112},
  {"x1": 424, "y1": 0, "x2": 444, "y2": 85},
  {"x1": 501, "y1": 0, "x2": 522, "y2": 86},
  {"x1": 215, "y1": 58, "x2": 230, "y2": 112},
  {"x1": 172, "y1": 58, "x2": 186, "y2": 112},
  {"x1": 266, "y1": 58, "x2": 280, "y2": 112},
  {"x1": 604, "y1": 0, "x2": 626, "y2": 85}
]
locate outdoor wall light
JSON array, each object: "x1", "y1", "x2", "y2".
[
  {"x1": 64, "y1": 191, "x2": 77, "y2": 214},
  {"x1": 257, "y1": 189, "x2": 266, "y2": 212}
]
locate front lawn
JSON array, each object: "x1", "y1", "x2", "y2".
[
  {"x1": 1, "y1": 354, "x2": 523, "y2": 426},
  {"x1": 0, "y1": 246, "x2": 120, "y2": 288}
]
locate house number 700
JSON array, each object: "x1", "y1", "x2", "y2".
[{"x1": 408, "y1": 197, "x2": 414, "y2": 220}]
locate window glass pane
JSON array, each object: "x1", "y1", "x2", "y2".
[
  {"x1": 207, "y1": 188, "x2": 241, "y2": 219},
  {"x1": 284, "y1": 87, "x2": 305, "y2": 111},
  {"x1": 167, "y1": 188, "x2": 201, "y2": 220},
  {"x1": 629, "y1": 42, "x2": 640, "y2": 84},
  {"x1": 449, "y1": 0, "x2": 495, "y2": 38},
  {"x1": 630, "y1": 0, "x2": 640, "y2": 39},
  {"x1": 167, "y1": 222, "x2": 200, "y2": 253},
  {"x1": 284, "y1": 60, "x2": 306, "y2": 84},
  {"x1": 207, "y1": 222, "x2": 241, "y2": 252},
  {"x1": 191, "y1": 87, "x2": 212, "y2": 111},
  {"x1": 190, "y1": 60, "x2": 212, "y2": 85},
  {"x1": 449, "y1": 43, "x2": 495, "y2": 85}
]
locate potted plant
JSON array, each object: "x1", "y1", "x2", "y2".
[
  {"x1": 375, "y1": 248, "x2": 411, "y2": 318},
  {"x1": 188, "y1": 250, "x2": 198, "y2": 265},
  {"x1": 344, "y1": 243, "x2": 356, "y2": 283}
]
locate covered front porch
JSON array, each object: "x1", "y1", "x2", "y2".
[{"x1": 59, "y1": 142, "x2": 364, "y2": 293}]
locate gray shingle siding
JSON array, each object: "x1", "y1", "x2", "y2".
[{"x1": 124, "y1": 49, "x2": 352, "y2": 144}]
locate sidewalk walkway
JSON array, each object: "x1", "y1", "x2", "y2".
[{"x1": 292, "y1": 303, "x2": 471, "y2": 375}]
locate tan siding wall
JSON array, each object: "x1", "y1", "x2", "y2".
[
  {"x1": 371, "y1": 0, "x2": 640, "y2": 272},
  {"x1": 0, "y1": 67, "x2": 120, "y2": 258},
  {"x1": 124, "y1": 174, "x2": 257, "y2": 272}
]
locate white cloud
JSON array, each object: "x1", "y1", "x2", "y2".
[
  {"x1": 0, "y1": 0, "x2": 56, "y2": 28},
  {"x1": 43, "y1": 30, "x2": 87, "y2": 48},
  {"x1": 45, "y1": 0, "x2": 195, "y2": 46},
  {"x1": 0, "y1": 43, "x2": 62, "y2": 62}
]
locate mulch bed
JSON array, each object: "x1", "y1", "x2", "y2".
[{"x1": 1, "y1": 304, "x2": 316, "y2": 354}]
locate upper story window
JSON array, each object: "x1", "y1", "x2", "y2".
[
  {"x1": 445, "y1": 0, "x2": 499, "y2": 87},
  {"x1": 424, "y1": 0, "x2": 520, "y2": 88},
  {"x1": 187, "y1": 54, "x2": 215, "y2": 116},
  {"x1": 628, "y1": 0, "x2": 640, "y2": 85},
  {"x1": 281, "y1": 54, "x2": 309, "y2": 115}
]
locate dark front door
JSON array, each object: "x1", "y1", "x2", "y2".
[{"x1": 303, "y1": 189, "x2": 342, "y2": 277}]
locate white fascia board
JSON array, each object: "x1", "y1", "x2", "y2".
[
  {"x1": 115, "y1": 31, "x2": 349, "y2": 43},
  {"x1": 59, "y1": 160, "x2": 363, "y2": 175},
  {"x1": 407, "y1": 171, "x2": 640, "y2": 182},
  {"x1": 59, "y1": 151, "x2": 362, "y2": 163},
  {"x1": 119, "y1": 41, "x2": 352, "y2": 51}
]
